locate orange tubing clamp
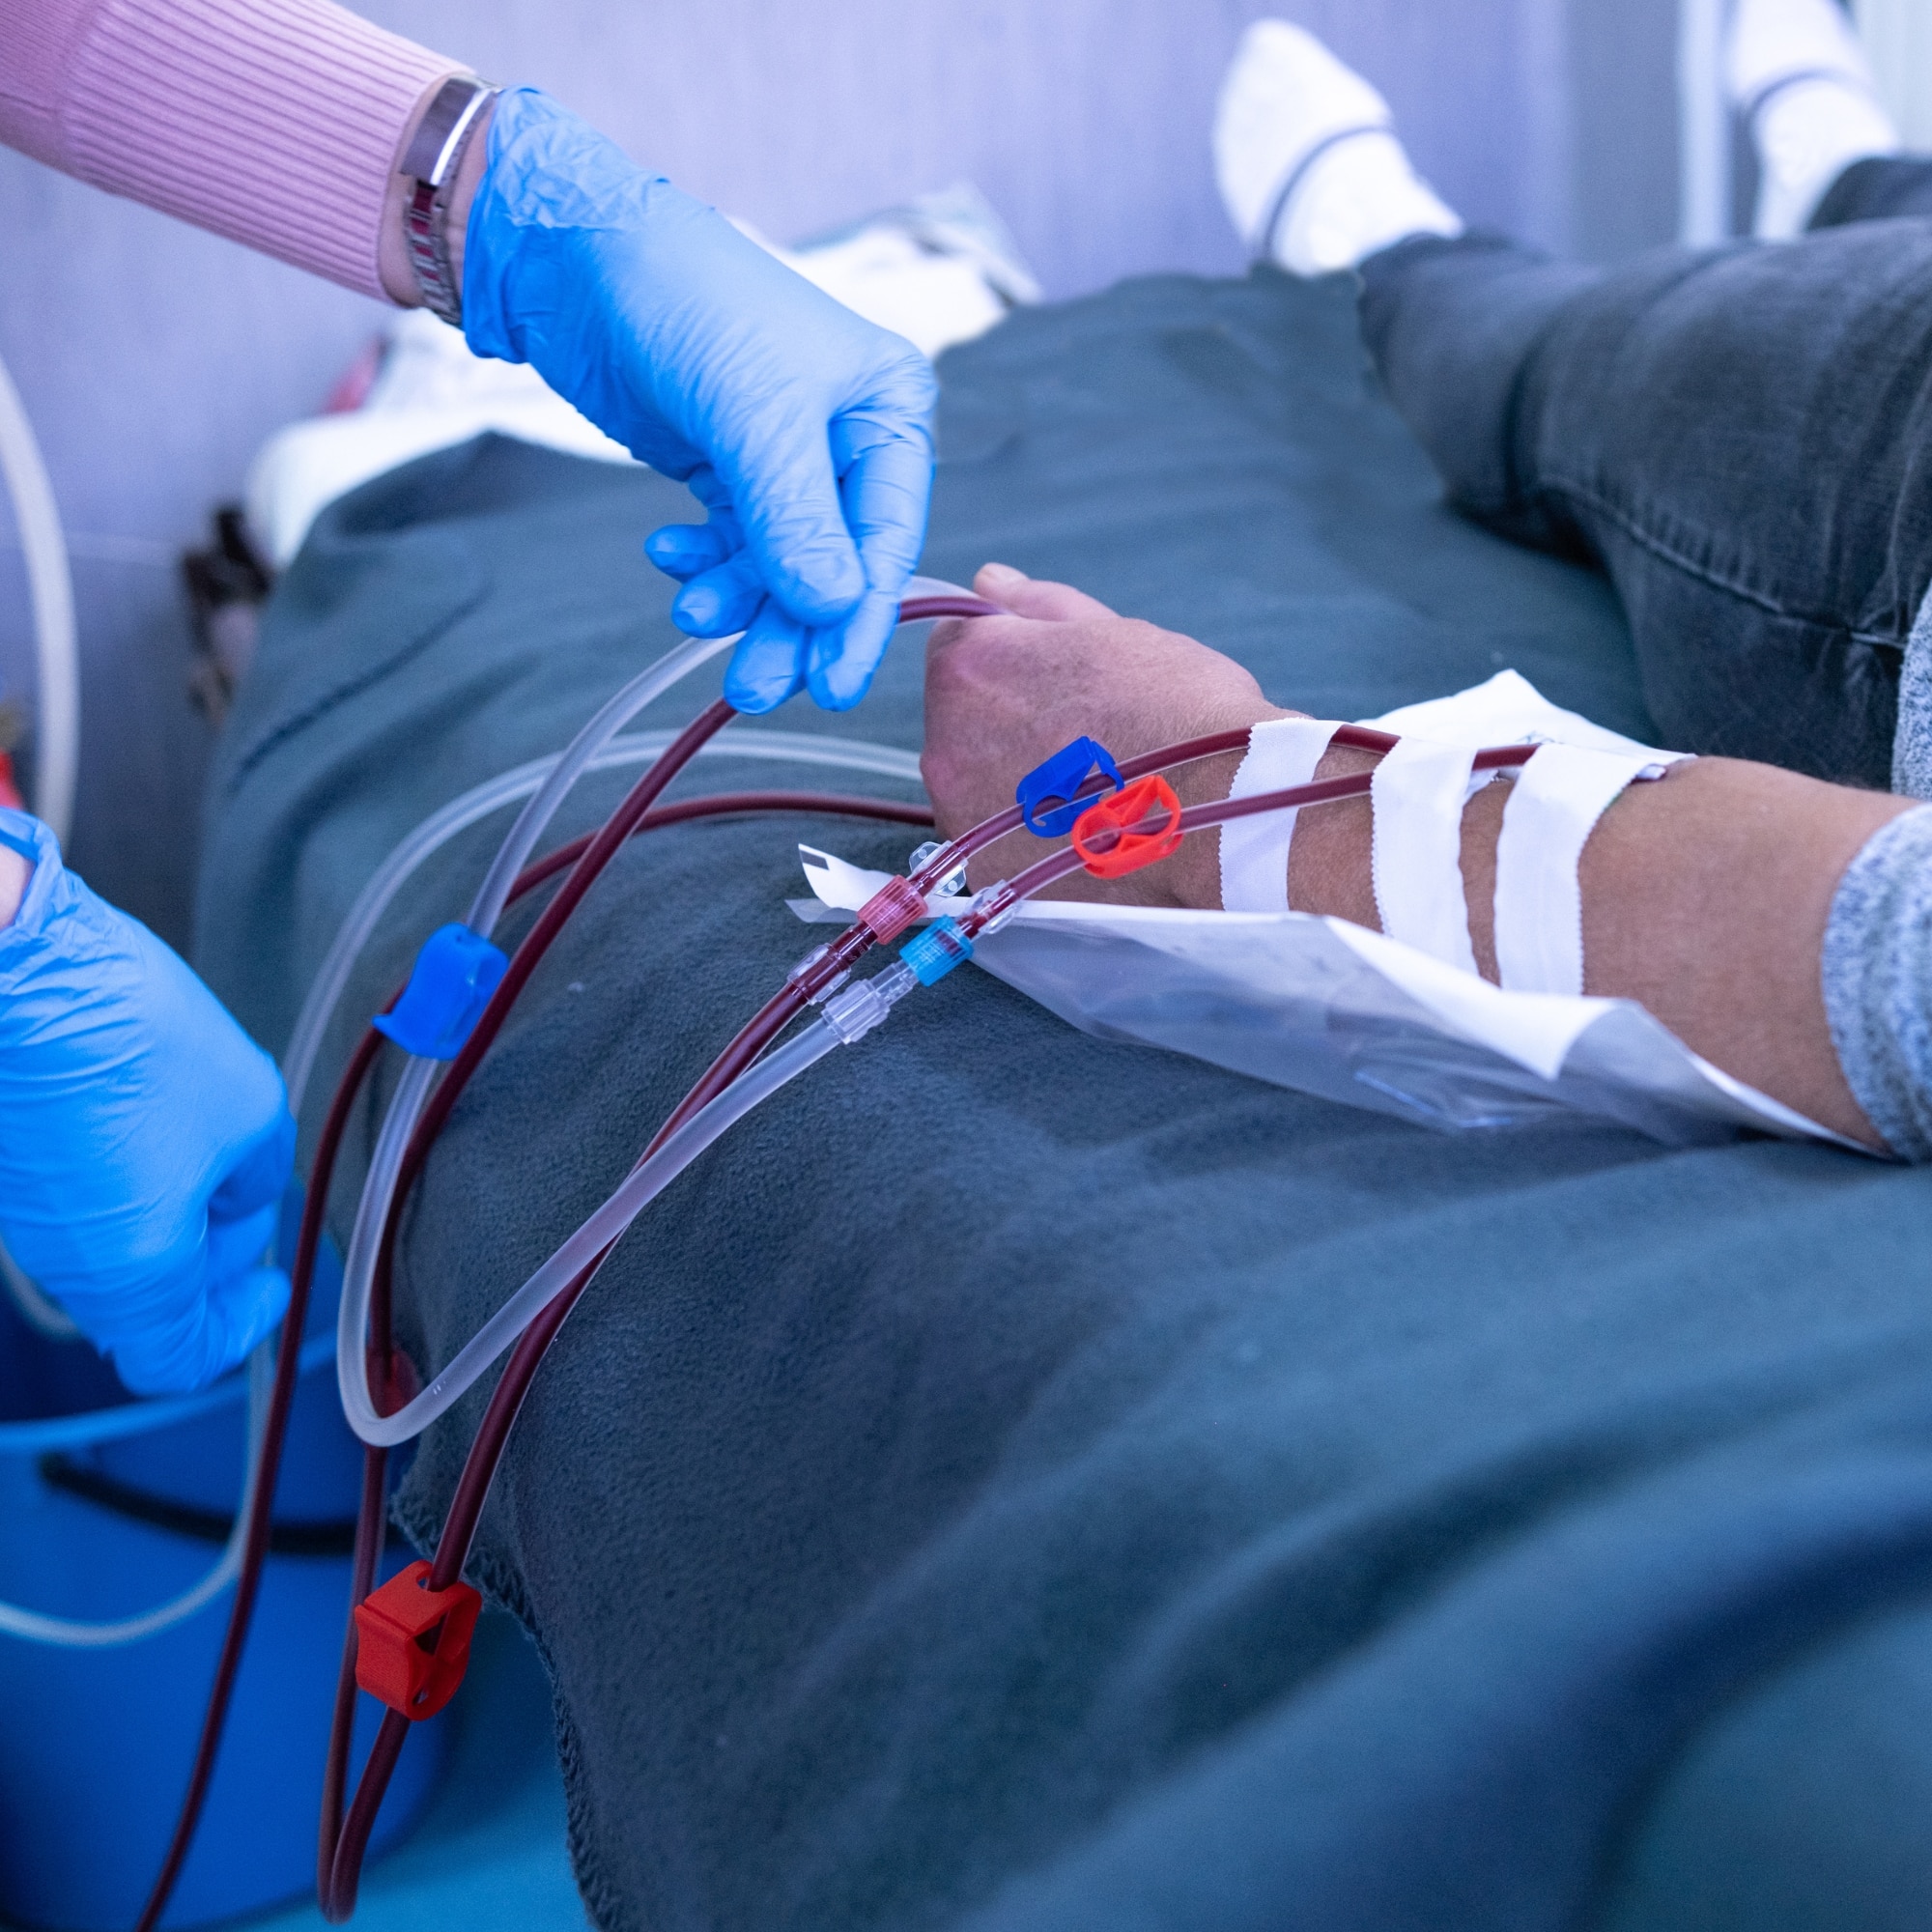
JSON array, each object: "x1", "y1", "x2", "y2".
[{"x1": 1070, "y1": 774, "x2": 1183, "y2": 879}]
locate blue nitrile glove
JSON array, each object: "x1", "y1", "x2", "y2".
[
  {"x1": 0, "y1": 812, "x2": 294, "y2": 1396},
  {"x1": 463, "y1": 87, "x2": 936, "y2": 715}
]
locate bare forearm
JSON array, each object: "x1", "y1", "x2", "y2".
[
  {"x1": 924, "y1": 565, "x2": 1916, "y2": 1149},
  {"x1": 1285, "y1": 747, "x2": 1912, "y2": 1146},
  {"x1": 968, "y1": 725, "x2": 1902, "y2": 1143}
]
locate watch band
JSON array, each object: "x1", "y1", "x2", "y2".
[{"x1": 400, "y1": 75, "x2": 498, "y2": 327}]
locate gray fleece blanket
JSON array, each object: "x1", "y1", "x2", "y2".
[{"x1": 197, "y1": 270, "x2": 1932, "y2": 1932}]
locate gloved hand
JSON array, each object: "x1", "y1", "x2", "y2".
[
  {"x1": 0, "y1": 813, "x2": 294, "y2": 1395},
  {"x1": 462, "y1": 87, "x2": 936, "y2": 715}
]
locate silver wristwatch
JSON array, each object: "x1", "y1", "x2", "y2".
[{"x1": 399, "y1": 75, "x2": 498, "y2": 327}]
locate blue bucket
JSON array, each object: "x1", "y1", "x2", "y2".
[{"x1": 0, "y1": 1208, "x2": 448, "y2": 1930}]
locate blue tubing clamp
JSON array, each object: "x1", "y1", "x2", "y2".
[
  {"x1": 1016, "y1": 736, "x2": 1122, "y2": 838},
  {"x1": 373, "y1": 923, "x2": 510, "y2": 1061}
]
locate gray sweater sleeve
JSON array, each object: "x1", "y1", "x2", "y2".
[
  {"x1": 1821, "y1": 805, "x2": 1932, "y2": 1161},
  {"x1": 1815, "y1": 584, "x2": 1932, "y2": 1160},
  {"x1": 1892, "y1": 585, "x2": 1932, "y2": 802}
]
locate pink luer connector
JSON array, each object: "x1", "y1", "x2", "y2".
[{"x1": 856, "y1": 874, "x2": 926, "y2": 944}]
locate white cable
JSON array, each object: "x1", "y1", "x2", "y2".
[
  {"x1": 0, "y1": 349, "x2": 79, "y2": 845},
  {"x1": 0, "y1": 1339, "x2": 270, "y2": 1647},
  {"x1": 0, "y1": 351, "x2": 249, "y2": 1651}
]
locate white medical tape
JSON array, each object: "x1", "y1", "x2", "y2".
[
  {"x1": 1218, "y1": 718, "x2": 1344, "y2": 913},
  {"x1": 1492, "y1": 744, "x2": 1653, "y2": 997},
  {"x1": 1370, "y1": 736, "x2": 1484, "y2": 976}
]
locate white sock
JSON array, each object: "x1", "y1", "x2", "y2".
[
  {"x1": 1213, "y1": 19, "x2": 1462, "y2": 276},
  {"x1": 1275, "y1": 132, "x2": 1464, "y2": 276},
  {"x1": 1724, "y1": 0, "x2": 1900, "y2": 237},
  {"x1": 1752, "y1": 76, "x2": 1901, "y2": 235}
]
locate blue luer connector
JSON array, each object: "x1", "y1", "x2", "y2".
[
  {"x1": 899, "y1": 915, "x2": 975, "y2": 986},
  {"x1": 373, "y1": 923, "x2": 510, "y2": 1060},
  {"x1": 1016, "y1": 735, "x2": 1122, "y2": 838}
]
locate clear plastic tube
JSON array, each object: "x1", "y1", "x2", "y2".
[
  {"x1": 0, "y1": 1333, "x2": 331, "y2": 1456},
  {"x1": 0, "y1": 1339, "x2": 270, "y2": 1647},
  {"x1": 4, "y1": 606, "x2": 950, "y2": 1651},
  {"x1": 327, "y1": 601, "x2": 950, "y2": 1448},
  {"x1": 289, "y1": 630, "x2": 725, "y2": 1114},
  {"x1": 332, "y1": 1052, "x2": 438, "y2": 1424},
  {"x1": 316, "y1": 682, "x2": 891, "y2": 1475},
  {"x1": 899, "y1": 573, "x2": 979, "y2": 606},
  {"x1": 338, "y1": 1015, "x2": 843, "y2": 1447},
  {"x1": 464, "y1": 634, "x2": 734, "y2": 938},
  {"x1": 284, "y1": 726, "x2": 924, "y2": 1115}
]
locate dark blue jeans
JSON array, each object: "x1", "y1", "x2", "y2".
[{"x1": 1358, "y1": 158, "x2": 1932, "y2": 785}]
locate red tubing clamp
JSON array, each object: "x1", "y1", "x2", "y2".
[
  {"x1": 354, "y1": 1561, "x2": 482, "y2": 1720},
  {"x1": 1071, "y1": 774, "x2": 1183, "y2": 879}
]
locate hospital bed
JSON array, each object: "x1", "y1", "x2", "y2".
[{"x1": 96, "y1": 262, "x2": 1932, "y2": 1928}]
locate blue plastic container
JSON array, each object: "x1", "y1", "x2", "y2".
[{"x1": 0, "y1": 1218, "x2": 447, "y2": 1930}]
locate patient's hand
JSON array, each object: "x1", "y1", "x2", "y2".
[{"x1": 923, "y1": 564, "x2": 1290, "y2": 905}]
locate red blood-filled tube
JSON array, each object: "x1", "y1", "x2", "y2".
[
  {"x1": 514, "y1": 790, "x2": 932, "y2": 898},
  {"x1": 321, "y1": 1712, "x2": 409, "y2": 1920},
  {"x1": 896, "y1": 594, "x2": 1002, "y2": 623},
  {"x1": 965, "y1": 741, "x2": 1545, "y2": 919},
  {"x1": 365, "y1": 697, "x2": 742, "y2": 1364},
  {"x1": 317, "y1": 1438, "x2": 389, "y2": 1896},
  {"x1": 311, "y1": 701, "x2": 1543, "y2": 1920},
  {"x1": 319, "y1": 811, "x2": 931, "y2": 1913},
  {"x1": 143, "y1": 601, "x2": 979, "y2": 1926},
  {"x1": 131, "y1": 1022, "x2": 386, "y2": 1932},
  {"x1": 401, "y1": 732, "x2": 1513, "y2": 1757},
  {"x1": 903, "y1": 723, "x2": 1409, "y2": 900},
  {"x1": 136, "y1": 789, "x2": 934, "y2": 1932}
]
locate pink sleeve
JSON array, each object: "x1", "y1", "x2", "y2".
[{"x1": 0, "y1": 0, "x2": 464, "y2": 300}]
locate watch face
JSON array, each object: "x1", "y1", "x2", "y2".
[
  {"x1": 403, "y1": 77, "x2": 489, "y2": 187},
  {"x1": 398, "y1": 82, "x2": 490, "y2": 322}
]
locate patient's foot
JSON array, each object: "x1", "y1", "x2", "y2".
[
  {"x1": 1726, "y1": 0, "x2": 1900, "y2": 236},
  {"x1": 1212, "y1": 20, "x2": 1462, "y2": 277}
]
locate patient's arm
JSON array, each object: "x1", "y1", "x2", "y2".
[{"x1": 923, "y1": 565, "x2": 1914, "y2": 1149}]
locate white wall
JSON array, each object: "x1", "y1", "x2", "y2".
[{"x1": 1855, "y1": 0, "x2": 1932, "y2": 145}]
